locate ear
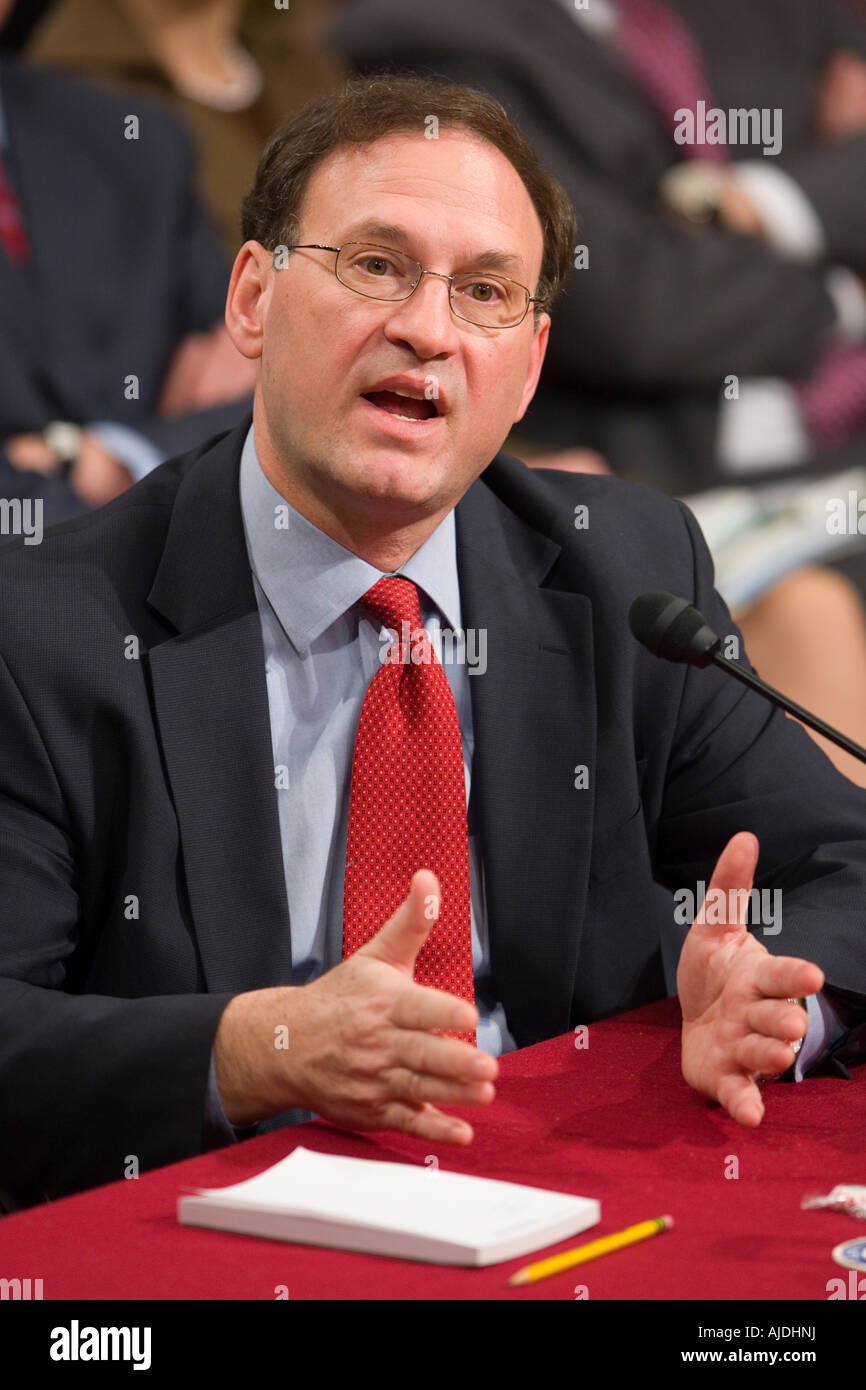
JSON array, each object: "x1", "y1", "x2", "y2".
[
  {"x1": 513, "y1": 312, "x2": 550, "y2": 423},
  {"x1": 225, "y1": 241, "x2": 274, "y2": 360}
]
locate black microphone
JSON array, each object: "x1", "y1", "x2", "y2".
[{"x1": 629, "y1": 590, "x2": 866, "y2": 766}]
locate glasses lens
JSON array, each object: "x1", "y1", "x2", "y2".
[
  {"x1": 451, "y1": 273, "x2": 529, "y2": 327},
  {"x1": 336, "y1": 244, "x2": 417, "y2": 300}
]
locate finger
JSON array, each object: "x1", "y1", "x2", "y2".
[
  {"x1": 383, "y1": 1066, "x2": 495, "y2": 1109},
  {"x1": 357, "y1": 869, "x2": 441, "y2": 973},
  {"x1": 745, "y1": 997, "x2": 809, "y2": 1043},
  {"x1": 397, "y1": 1027, "x2": 498, "y2": 1083},
  {"x1": 735, "y1": 1033, "x2": 800, "y2": 1078},
  {"x1": 390, "y1": 980, "x2": 479, "y2": 1037},
  {"x1": 751, "y1": 954, "x2": 824, "y2": 1000},
  {"x1": 379, "y1": 1100, "x2": 473, "y2": 1145},
  {"x1": 716, "y1": 1070, "x2": 764, "y2": 1128},
  {"x1": 693, "y1": 831, "x2": 760, "y2": 936}
]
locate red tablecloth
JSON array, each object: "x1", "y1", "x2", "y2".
[{"x1": 1, "y1": 997, "x2": 863, "y2": 1299}]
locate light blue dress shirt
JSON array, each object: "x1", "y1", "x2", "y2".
[{"x1": 204, "y1": 426, "x2": 516, "y2": 1140}]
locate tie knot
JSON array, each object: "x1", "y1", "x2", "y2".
[{"x1": 361, "y1": 575, "x2": 423, "y2": 634}]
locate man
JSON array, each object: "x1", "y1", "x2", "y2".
[
  {"x1": 0, "y1": 0, "x2": 255, "y2": 521},
  {"x1": 1, "y1": 75, "x2": 865, "y2": 1210}
]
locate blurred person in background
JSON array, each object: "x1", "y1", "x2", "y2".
[
  {"x1": 0, "y1": 0, "x2": 256, "y2": 519},
  {"x1": 26, "y1": 0, "x2": 344, "y2": 256}
]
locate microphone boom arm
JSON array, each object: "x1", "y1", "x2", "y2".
[{"x1": 713, "y1": 652, "x2": 866, "y2": 765}]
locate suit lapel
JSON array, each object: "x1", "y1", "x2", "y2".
[
  {"x1": 146, "y1": 425, "x2": 293, "y2": 993},
  {"x1": 456, "y1": 472, "x2": 597, "y2": 1046}
]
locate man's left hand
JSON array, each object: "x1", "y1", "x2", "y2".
[{"x1": 678, "y1": 830, "x2": 823, "y2": 1127}]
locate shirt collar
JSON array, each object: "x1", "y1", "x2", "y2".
[{"x1": 239, "y1": 425, "x2": 462, "y2": 655}]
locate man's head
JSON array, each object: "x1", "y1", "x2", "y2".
[{"x1": 226, "y1": 75, "x2": 575, "y2": 559}]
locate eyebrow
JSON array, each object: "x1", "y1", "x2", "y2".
[{"x1": 338, "y1": 220, "x2": 528, "y2": 277}]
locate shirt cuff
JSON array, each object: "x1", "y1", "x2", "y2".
[
  {"x1": 88, "y1": 421, "x2": 166, "y2": 483},
  {"x1": 793, "y1": 991, "x2": 848, "y2": 1081},
  {"x1": 824, "y1": 267, "x2": 866, "y2": 344},
  {"x1": 716, "y1": 377, "x2": 811, "y2": 474},
  {"x1": 731, "y1": 162, "x2": 826, "y2": 262},
  {"x1": 203, "y1": 1047, "x2": 259, "y2": 1148}
]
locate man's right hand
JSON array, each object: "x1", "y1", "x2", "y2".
[{"x1": 213, "y1": 869, "x2": 497, "y2": 1144}]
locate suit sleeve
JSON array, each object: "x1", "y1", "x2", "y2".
[
  {"x1": 0, "y1": 649, "x2": 237, "y2": 1204},
  {"x1": 652, "y1": 501, "x2": 866, "y2": 1039}
]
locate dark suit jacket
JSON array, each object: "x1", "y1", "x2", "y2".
[
  {"x1": 0, "y1": 55, "x2": 250, "y2": 513},
  {"x1": 2, "y1": 417, "x2": 866, "y2": 1207},
  {"x1": 329, "y1": 0, "x2": 866, "y2": 490}
]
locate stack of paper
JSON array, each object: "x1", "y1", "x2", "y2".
[{"x1": 178, "y1": 1146, "x2": 600, "y2": 1266}]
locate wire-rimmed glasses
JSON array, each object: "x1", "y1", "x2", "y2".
[{"x1": 283, "y1": 241, "x2": 540, "y2": 328}]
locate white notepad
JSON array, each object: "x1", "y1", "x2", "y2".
[{"x1": 178, "y1": 1146, "x2": 600, "y2": 1266}]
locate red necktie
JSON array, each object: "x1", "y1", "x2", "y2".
[
  {"x1": 0, "y1": 157, "x2": 30, "y2": 265},
  {"x1": 618, "y1": 0, "x2": 866, "y2": 446},
  {"x1": 342, "y1": 576, "x2": 476, "y2": 1046}
]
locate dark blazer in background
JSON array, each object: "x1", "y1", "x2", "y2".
[
  {"x1": 0, "y1": 55, "x2": 250, "y2": 512},
  {"x1": 1, "y1": 418, "x2": 866, "y2": 1206},
  {"x1": 329, "y1": 0, "x2": 866, "y2": 491}
]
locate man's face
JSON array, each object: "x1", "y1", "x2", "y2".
[{"x1": 231, "y1": 128, "x2": 550, "y2": 526}]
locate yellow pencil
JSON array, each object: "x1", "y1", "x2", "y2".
[{"x1": 507, "y1": 1214, "x2": 673, "y2": 1286}]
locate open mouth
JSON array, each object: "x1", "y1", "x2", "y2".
[{"x1": 361, "y1": 389, "x2": 439, "y2": 422}]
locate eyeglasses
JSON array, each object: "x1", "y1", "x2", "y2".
[{"x1": 282, "y1": 242, "x2": 541, "y2": 329}]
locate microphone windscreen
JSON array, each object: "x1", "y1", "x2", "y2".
[{"x1": 629, "y1": 591, "x2": 720, "y2": 667}]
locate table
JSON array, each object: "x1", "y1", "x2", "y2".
[{"x1": 1, "y1": 997, "x2": 863, "y2": 1300}]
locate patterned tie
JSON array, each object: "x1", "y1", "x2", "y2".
[
  {"x1": 618, "y1": 0, "x2": 866, "y2": 446},
  {"x1": 0, "y1": 156, "x2": 30, "y2": 265},
  {"x1": 342, "y1": 576, "x2": 476, "y2": 1045}
]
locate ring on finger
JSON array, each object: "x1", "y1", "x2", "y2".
[{"x1": 752, "y1": 999, "x2": 806, "y2": 1084}]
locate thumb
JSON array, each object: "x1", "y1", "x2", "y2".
[
  {"x1": 692, "y1": 831, "x2": 760, "y2": 938},
  {"x1": 356, "y1": 869, "x2": 441, "y2": 974}
]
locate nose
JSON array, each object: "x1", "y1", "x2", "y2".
[{"x1": 382, "y1": 271, "x2": 461, "y2": 359}]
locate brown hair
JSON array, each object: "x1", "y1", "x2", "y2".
[{"x1": 241, "y1": 73, "x2": 575, "y2": 320}]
